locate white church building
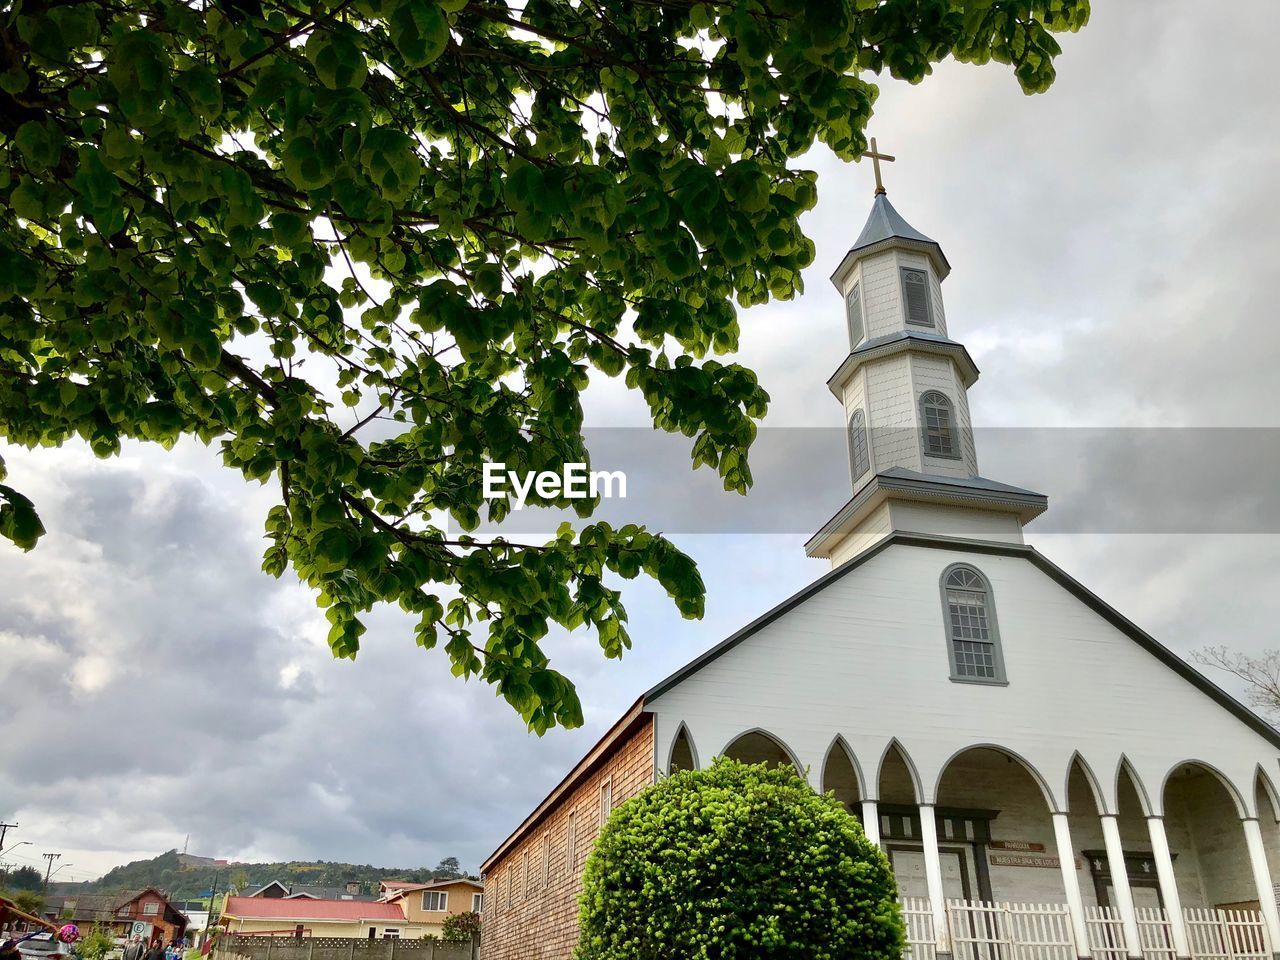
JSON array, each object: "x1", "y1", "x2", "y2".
[{"x1": 480, "y1": 185, "x2": 1280, "y2": 960}]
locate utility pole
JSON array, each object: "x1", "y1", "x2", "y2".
[
  {"x1": 0, "y1": 822, "x2": 17, "y2": 853},
  {"x1": 42, "y1": 852, "x2": 61, "y2": 890}
]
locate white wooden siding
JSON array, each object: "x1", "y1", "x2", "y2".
[
  {"x1": 865, "y1": 355, "x2": 921, "y2": 473},
  {"x1": 859, "y1": 251, "x2": 907, "y2": 341},
  {"x1": 648, "y1": 543, "x2": 1278, "y2": 817}
]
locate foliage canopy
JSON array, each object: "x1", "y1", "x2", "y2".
[
  {"x1": 576, "y1": 758, "x2": 902, "y2": 960},
  {"x1": 0, "y1": 866, "x2": 43, "y2": 894},
  {"x1": 0, "y1": 0, "x2": 1088, "y2": 730}
]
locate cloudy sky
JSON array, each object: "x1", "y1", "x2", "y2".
[{"x1": 3, "y1": 2, "x2": 1280, "y2": 882}]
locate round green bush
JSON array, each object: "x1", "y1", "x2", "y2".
[{"x1": 575, "y1": 757, "x2": 904, "y2": 960}]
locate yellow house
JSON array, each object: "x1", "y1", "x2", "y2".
[
  {"x1": 381, "y1": 879, "x2": 484, "y2": 939},
  {"x1": 219, "y1": 896, "x2": 421, "y2": 939}
]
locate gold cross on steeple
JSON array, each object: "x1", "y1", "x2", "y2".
[{"x1": 864, "y1": 137, "x2": 896, "y2": 196}]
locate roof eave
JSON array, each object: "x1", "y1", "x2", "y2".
[
  {"x1": 827, "y1": 335, "x2": 980, "y2": 395},
  {"x1": 830, "y1": 236, "x2": 952, "y2": 290}
]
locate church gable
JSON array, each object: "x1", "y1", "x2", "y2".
[{"x1": 645, "y1": 535, "x2": 1280, "y2": 816}]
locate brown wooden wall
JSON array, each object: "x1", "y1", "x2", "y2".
[{"x1": 480, "y1": 714, "x2": 654, "y2": 960}]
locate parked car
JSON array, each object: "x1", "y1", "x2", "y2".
[{"x1": 17, "y1": 933, "x2": 72, "y2": 960}]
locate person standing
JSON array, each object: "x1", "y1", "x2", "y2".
[
  {"x1": 142, "y1": 938, "x2": 166, "y2": 960},
  {"x1": 123, "y1": 935, "x2": 145, "y2": 960}
]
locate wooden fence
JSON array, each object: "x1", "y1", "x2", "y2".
[
  {"x1": 900, "y1": 897, "x2": 937, "y2": 960},
  {"x1": 946, "y1": 901, "x2": 1075, "y2": 960}
]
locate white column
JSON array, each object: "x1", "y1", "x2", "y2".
[
  {"x1": 862, "y1": 799, "x2": 881, "y2": 847},
  {"x1": 1101, "y1": 814, "x2": 1143, "y2": 959},
  {"x1": 1052, "y1": 813, "x2": 1092, "y2": 958},
  {"x1": 919, "y1": 804, "x2": 951, "y2": 954},
  {"x1": 1241, "y1": 818, "x2": 1280, "y2": 955},
  {"x1": 1146, "y1": 816, "x2": 1190, "y2": 958}
]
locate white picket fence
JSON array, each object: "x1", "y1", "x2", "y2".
[
  {"x1": 947, "y1": 900, "x2": 1075, "y2": 960},
  {"x1": 1183, "y1": 907, "x2": 1269, "y2": 960},
  {"x1": 1084, "y1": 904, "x2": 1129, "y2": 960},
  {"x1": 901, "y1": 897, "x2": 937, "y2": 960},
  {"x1": 900, "y1": 900, "x2": 1268, "y2": 960}
]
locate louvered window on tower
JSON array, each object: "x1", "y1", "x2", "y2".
[
  {"x1": 901, "y1": 268, "x2": 932, "y2": 326},
  {"x1": 848, "y1": 409, "x2": 870, "y2": 481},
  {"x1": 846, "y1": 282, "x2": 864, "y2": 346},
  {"x1": 920, "y1": 391, "x2": 958, "y2": 458}
]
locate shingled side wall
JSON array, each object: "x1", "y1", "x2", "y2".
[{"x1": 480, "y1": 713, "x2": 654, "y2": 960}]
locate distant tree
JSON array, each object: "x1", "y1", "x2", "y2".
[
  {"x1": 1195, "y1": 646, "x2": 1280, "y2": 719},
  {"x1": 229, "y1": 870, "x2": 250, "y2": 895},
  {"x1": 0, "y1": 867, "x2": 44, "y2": 893},
  {"x1": 1, "y1": 0, "x2": 1089, "y2": 732},
  {"x1": 440, "y1": 912, "x2": 480, "y2": 943},
  {"x1": 11, "y1": 891, "x2": 43, "y2": 916},
  {"x1": 431, "y1": 858, "x2": 461, "y2": 880}
]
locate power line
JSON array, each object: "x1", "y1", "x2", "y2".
[{"x1": 0, "y1": 822, "x2": 17, "y2": 853}]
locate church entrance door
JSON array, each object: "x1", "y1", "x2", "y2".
[{"x1": 888, "y1": 846, "x2": 973, "y2": 901}]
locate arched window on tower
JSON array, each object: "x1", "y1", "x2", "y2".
[
  {"x1": 940, "y1": 564, "x2": 1006, "y2": 683},
  {"x1": 920, "y1": 391, "x2": 959, "y2": 459},
  {"x1": 846, "y1": 282, "x2": 864, "y2": 347},
  {"x1": 848, "y1": 409, "x2": 870, "y2": 481}
]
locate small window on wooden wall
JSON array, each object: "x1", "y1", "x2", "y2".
[
  {"x1": 599, "y1": 778, "x2": 613, "y2": 826},
  {"x1": 566, "y1": 810, "x2": 578, "y2": 873},
  {"x1": 542, "y1": 834, "x2": 551, "y2": 888}
]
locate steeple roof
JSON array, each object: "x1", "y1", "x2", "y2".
[
  {"x1": 831, "y1": 193, "x2": 950, "y2": 285},
  {"x1": 852, "y1": 193, "x2": 937, "y2": 250}
]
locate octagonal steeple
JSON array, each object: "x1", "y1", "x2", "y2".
[{"x1": 808, "y1": 187, "x2": 1046, "y2": 566}]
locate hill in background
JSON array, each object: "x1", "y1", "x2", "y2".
[{"x1": 50, "y1": 851, "x2": 469, "y2": 900}]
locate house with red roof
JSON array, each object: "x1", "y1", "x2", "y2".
[
  {"x1": 379, "y1": 879, "x2": 484, "y2": 939},
  {"x1": 219, "y1": 896, "x2": 415, "y2": 940}
]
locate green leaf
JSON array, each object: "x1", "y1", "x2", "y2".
[
  {"x1": 15, "y1": 120, "x2": 64, "y2": 172},
  {"x1": 0, "y1": 484, "x2": 46, "y2": 551},
  {"x1": 305, "y1": 30, "x2": 368, "y2": 90},
  {"x1": 388, "y1": 0, "x2": 449, "y2": 67}
]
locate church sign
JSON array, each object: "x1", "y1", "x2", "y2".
[
  {"x1": 989, "y1": 852, "x2": 1083, "y2": 869},
  {"x1": 989, "y1": 840, "x2": 1046, "y2": 852}
]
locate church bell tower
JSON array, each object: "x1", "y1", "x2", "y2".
[{"x1": 806, "y1": 143, "x2": 1048, "y2": 567}]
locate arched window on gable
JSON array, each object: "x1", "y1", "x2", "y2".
[
  {"x1": 848, "y1": 409, "x2": 870, "y2": 482},
  {"x1": 940, "y1": 564, "x2": 1006, "y2": 684},
  {"x1": 920, "y1": 391, "x2": 959, "y2": 459}
]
